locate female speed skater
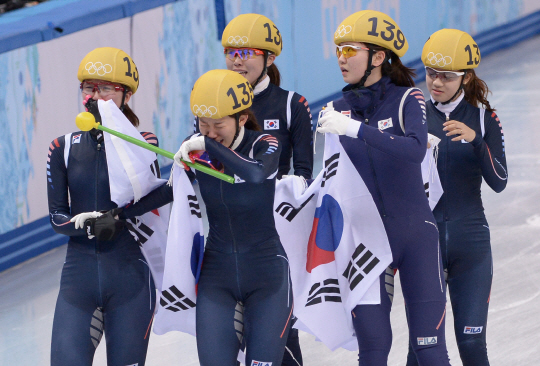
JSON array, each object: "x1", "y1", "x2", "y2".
[
  {"x1": 109, "y1": 69, "x2": 294, "y2": 365},
  {"x1": 317, "y1": 10, "x2": 451, "y2": 366},
  {"x1": 220, "y1": 13, "x2": 314, "y2": 364},
  {"x1": 47, "y1": 47, "x2": 157, "y2": 366},
  {"x1": 406, "y1": 29, "x2": 508, "y2": 366}
]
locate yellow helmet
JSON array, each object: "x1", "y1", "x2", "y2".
[
  {"x1": 334, "y1": 10, "x2": 408, "y2": 57},
  {"x1": 77, "y1": 47, "x2": 139, "y2": 93},
  {"x1": 191, "y1": 69, "x2": 253, "y2": 119},
  {"x1": 221, "y1": 13, "x2": 282, "y2": 56},
  {"x1": 422, "y1": 29, "x2": 480, "y2": 71}
]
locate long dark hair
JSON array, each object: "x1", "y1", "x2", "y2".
[
  {"x1": 463, "y1": 69, "x2": 495, "y2": 111},
  {"x1": 367, "y1": 43, "x2": 415, "y2": 87},
  {"x1": 232, "y1": 108, "x2": 261, "y2": 131},
  {"x1": 267, "y1": 63, "x2": 281, "y2": 87},
  {"x1": 123, "y1": 103, "x2": 140, "y2": 127}
]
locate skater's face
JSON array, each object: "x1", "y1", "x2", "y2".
[
  {"x1": 81, "y1": 79, "x2": 132, "y2": 108},
  {"x1": 199, "y1": 114, "x2": 248, "y2": 148},
  {"x1": 336, "y1": 42, "x2": 385, "y2": 86},
  {"x1": 426, "y1": 67, "x2": 471, "y2": 103},
  {"x1": 225, "y1": 48, "x2": 275, "y2": 86}
]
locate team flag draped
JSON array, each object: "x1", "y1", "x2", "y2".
[
  {"x1": 101, "y1": 99, "x2": 442, "y2": 351},
  {"x1": 99, "y1": 99, "x2": 171, "y2": 291}
]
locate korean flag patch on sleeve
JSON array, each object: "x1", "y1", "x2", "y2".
[
  {"x1": 378, "y1": 118, "x2": 393, "y2": 130},
  {"x1": 264, "y1": 119, "x2": 279, "y2": 130}
]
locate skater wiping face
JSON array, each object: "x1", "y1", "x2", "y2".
[
  {"x1": 426, "y1": 67, "x2": 472, "y2": 103},
  {"x1": 224, "y1": 47, "x2": 276, "y2": 86},
  {"x1": 336, "y1": 42, "x2": 386, "y2": 86},
  {"x1": 199, "y1": 114, "x2": 248, "y2": 148},
  {"x1": 80, "y1": 79, "x2": 132, "y2": 109}
]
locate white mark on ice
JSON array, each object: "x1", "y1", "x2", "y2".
[
  {"x1": 489, "y1": 290, "x2": 540, "y2": 314},
  {"x1": 526, "y1": 214, "x2": 540, "y2": 227}
]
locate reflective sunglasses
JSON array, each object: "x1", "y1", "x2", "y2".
[
  {"x1": 425, "y1": 67, "x2": 465, "y2": 82},
  {"x1": 80, "y1": 82, "x2": 125, "y2": 97},
  {"x1": 336, "y1": 45, "x2": 370, "y2": 59},
  {"x1": 224, "y1": 47, "x2": 265, "y2": 60}
]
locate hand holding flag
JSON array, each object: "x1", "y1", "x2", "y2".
[{"x1": 75, "y1": 111, "x2": 234, "y2": 184}]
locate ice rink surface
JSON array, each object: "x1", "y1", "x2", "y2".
[{"x1": 2, "y1": 35, "x2": 540, "y2": 365}]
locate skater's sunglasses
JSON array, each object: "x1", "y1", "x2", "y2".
[
  {"x1": 81, "y1": 82, "x2": 125, "y2": 97},
  {"x1": 425, "y1": 67, "x2": 465, "y2": 82},
  {"x1": 336, "y1": 45, "x2": 370, "y2": 59},
  {"x1": 224, "y1": 47, "x2": 265, "y2": 60}
]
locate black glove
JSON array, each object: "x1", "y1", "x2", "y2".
[
  {"x1": 84, "y1": 97, "x2": 102, "y2": 123},
  {"x1": 84, "y1": 208, "x2": 125, "y2": 241}
]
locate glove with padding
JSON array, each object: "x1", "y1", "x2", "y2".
[
  {"x1": 71, "y1": 211, "x2": 102, "y2": 238},
  {"x1": 317, "y1": 110, "x2": 361, "y2": 138},
  {"x1": 174, "y1": 135, "x2": 206, "y2": 168},
  {"x1": 91, "y1": 208, "x2": 126, "y2": 241},
  {"x1": 83, "y1": 95, "x2": 102, "y2": 123}
]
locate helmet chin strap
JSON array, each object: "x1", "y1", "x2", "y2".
[
  {"x1": 350, "y1": 49, "x2": 387, "y2": 90},
  {"x1": 119, "y1": 89, "x2": 127, "y2": 111},
  {"x1": 251, "y1": 51, "x2": 269, "y2": 88},
  {"x1": 435, "y1": 71, "x2": 467, "y2": 106},
  {"x1": 228, "y1": 113, "x2": 241, "y2": 149}
]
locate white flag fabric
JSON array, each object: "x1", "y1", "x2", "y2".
[
  {"x1": 99, "y1": 99, "x2": 171, "y2": 291},
  {"x1": 153, "y1": 166, "x2": 204, "y2": 336},
  {"x1": 274, "y1": 134, "x2": 393, "y2": 351},
  {"x1": 99, "y1": 99, "x2": 164, "y2": 206},
  {"x1": 423, "y1": 134, "x2": 443, "y2": 210}
]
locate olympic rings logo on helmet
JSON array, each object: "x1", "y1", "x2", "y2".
[
  {"x1": 85, "y1": 62, "x2": 113, "y2": 76},
  {"x1": 426, "y1": 52, "x2": 453, "y2": 67},
  {"x1": 227, "y1": 36, "x2": 249, "y2": 47},
  {"x1": 334, "y1": 25, "x2": 352, "y2": 39},
  {"x1": 193, "y1": 105, "x2": 218, "y2": 117}
]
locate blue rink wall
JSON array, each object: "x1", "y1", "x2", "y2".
[{"x1": 1, "y1": 0, "x2": 539, "y2": 273}]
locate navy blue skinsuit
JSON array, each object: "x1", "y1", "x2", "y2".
[
  {"x1": 330, "y1": 76, "x2": 450, "y2": 366},
  {"x1": 406, "y1": 96, "x2": 507, "y2": 366},
  {"x1": 47, "y1": 129, "x2": 157, "y2": 366},
  {"x1": 192, "y1": 78, "x2": 312, "y2": 365},
  {"x1": 123, "y1": 129, "x2": 293, "y2": 366},
  {"x1": 251, "y1": 79, "x2": 312, "y2": 365},
  {"x1": 251, "y1": 80, "x2": 313, "y2": 180}
]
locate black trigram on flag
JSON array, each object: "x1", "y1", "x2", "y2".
[
  {"x1": 160, "y1": 285, "x2": 196, "y2": 312},
  {"x1": 187, "y1": 195, "x2": 201, "y2": 218},
  {"x1": 275, "y1": 193, "x2": 315, "y2": 222},
  {"x1": 424, "y1": 182, "x2": 429, "y2": 198},
  {"x1": 126, "y1": 218, "x2": 154, "y2": 247},
  {"x1": 305, "y1": 278, "x2": 342, "y2": 307},
  {"x1": 342, "y1": 243, "x2": 380, "y2": 291},
  {"x1": 321, "y1": 153, "x2": 339, "y2": 187},
  {"x1": 150, "y1": 159, "x2": 161, "y2": 178}
]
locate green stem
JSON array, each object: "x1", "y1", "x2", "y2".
[{"x1": 97, "y1": 125, "x2": 235, "y2": 184}]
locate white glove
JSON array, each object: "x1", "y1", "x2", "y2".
[
  {"x1": 280, "y1": 175, "x2": 308, "y2": 195},
  {"x1": 317, "y1": 110, "x2": 362, "y2": 138},
  {"x1": 174, "y1": 135, "x2": 206, "y2": 167},
  {"x1": 71, "y1": 211, "x2": 103, "y2": 238}
]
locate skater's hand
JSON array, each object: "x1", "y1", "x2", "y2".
[
  {"x1": 92, "y1": 208, "x2": 125, "y2": 241},
  {"x1": 443, "y1": 120, "x2": 475, "y2": 142},
  {"x1": 175, "y1": 136, "x2": 205, "y2": 167},
  {"x1": 279, "y1": 175, "x2": 308, "y2": 194},
  {"x1": 71, "y1": 211, "x2": 102, "y2": 239},
  {"x1": 83, "y1": 95, "x2": 102, "y2": 124},
  {"x1": 317, "y1": 110, "x2": 361, "y2": 138}
]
